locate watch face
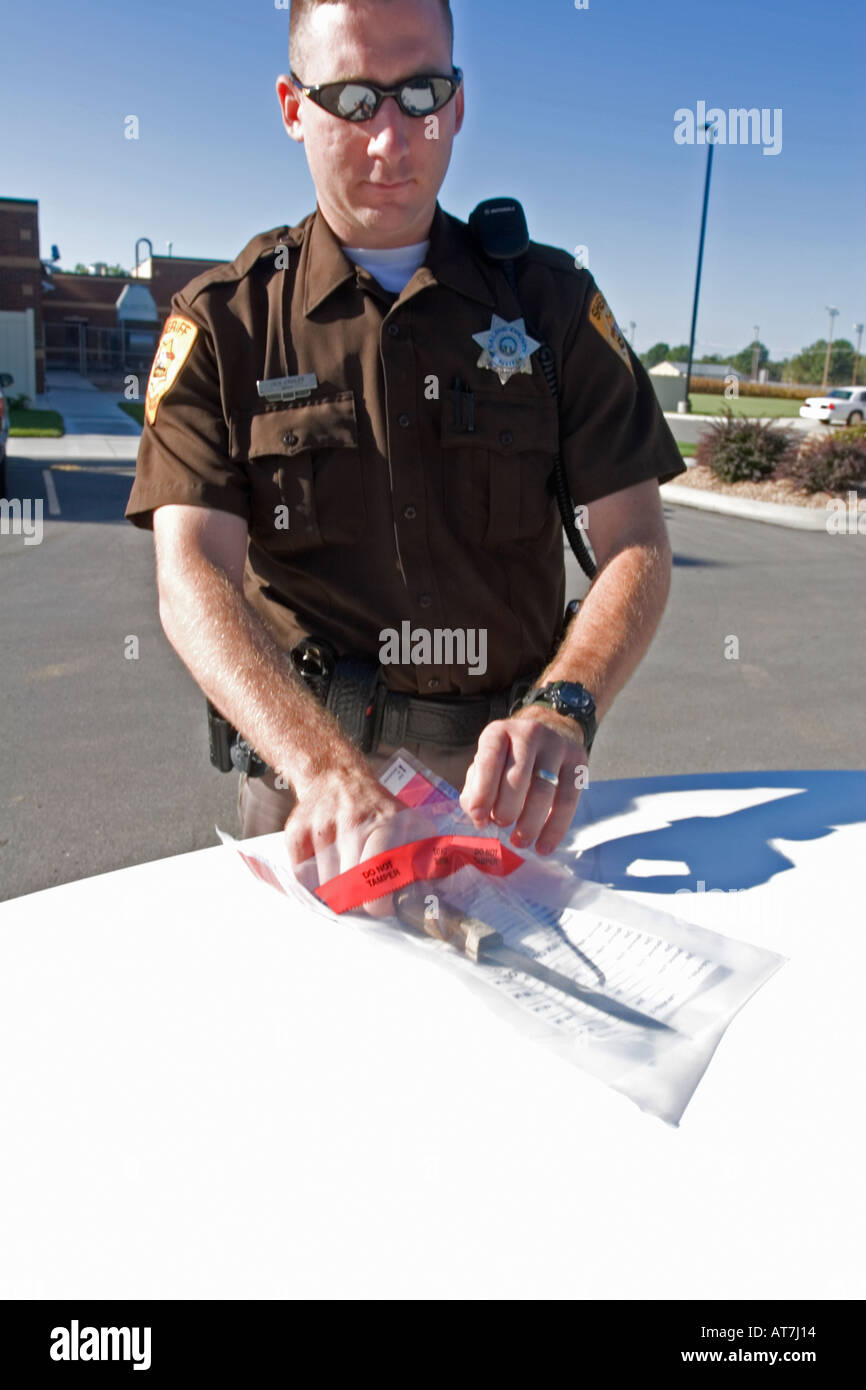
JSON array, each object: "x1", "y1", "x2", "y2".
[{"x1": 553, "y1": 684, "x2": 593, "y2": 717}]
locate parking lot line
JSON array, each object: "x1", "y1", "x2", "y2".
[{"x1": 42, "y1": 468, "x2": 61, "y2": 516}]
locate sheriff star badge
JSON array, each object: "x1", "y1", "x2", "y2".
[{"x1": 472, "y1": 314, "x2": 541, "y2": 385}]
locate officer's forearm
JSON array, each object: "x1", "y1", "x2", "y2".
[
  {"x1": 157, "y1": 557, "x2": 371, "y2": 793},
  {"x1": 539, "y1": 537, "x2": 673, "y2": 726}
]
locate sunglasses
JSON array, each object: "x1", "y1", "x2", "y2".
[{"x1": 290, "y1": 67, "x2": 462, "y2": 122}]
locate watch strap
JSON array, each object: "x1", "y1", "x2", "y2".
[{"x1": 518, "y1": 681, "x2": 596, "y2": 753}]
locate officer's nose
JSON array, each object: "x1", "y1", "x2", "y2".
[{"x1": 364, "y1": 96, "x2": 412, "y2": 160}]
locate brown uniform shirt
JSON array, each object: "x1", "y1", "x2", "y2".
[{"x1": 126, "y1": 201, "x2": 685, "y2": 695}]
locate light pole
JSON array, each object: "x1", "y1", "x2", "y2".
[
  {"x1": 682, "y1": 121, "x2": 716, "y2": 413},
  {"x1": 628, "y1": 321, "x2": 636, "y2": 348},
  {"x1": 751, "y1": 325, "x2": 760, "y2": 382},
  {"x1": 853, "y1": 323, "x2": 863, "y2": 385},
  {"x1": 821, "y1": 306, "x2": 838, "y2": 389}
]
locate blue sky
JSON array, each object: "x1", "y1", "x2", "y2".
[{"x1": 3, "y1": 0, "x2": 863, "y2": 360}]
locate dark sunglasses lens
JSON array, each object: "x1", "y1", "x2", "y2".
[
  {"x1": 319, "y1": 82, "x2": 379, "y2": 120},
  {"x1": 314, "y1": 75, "x2": 456, "y2": 121},
  {"x1": 399, "y1": 77, "x2": 453, "y2": 115}
]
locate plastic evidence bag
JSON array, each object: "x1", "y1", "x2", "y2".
[{"x1": 220, "y1": 749, "x2": 785, "y2": 1126}]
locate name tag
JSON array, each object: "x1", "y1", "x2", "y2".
[{"x1": 256, "y1": 373, "x2": 318, "y2": 403}]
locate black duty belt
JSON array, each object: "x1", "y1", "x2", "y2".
[
  {"x1": 294, "y1": 638, "x2": 534, "y2": 756},
  {"x1": 208, "y1": 638, "x2": 540, "y2": 778}
]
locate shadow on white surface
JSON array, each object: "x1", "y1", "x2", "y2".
[{"x1": 569, "y1": 770, "x2": 865, "y2": 895}]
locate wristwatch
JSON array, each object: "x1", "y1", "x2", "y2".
[{"x1": 516, "y1": 680, "x2": 597, "y2": 754}]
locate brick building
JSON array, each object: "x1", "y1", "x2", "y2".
[
  {"x1": 47, "y1": 253, "x2": 225, "y2": 328},
  {"x1": 0, "y1": 197, "x2": 47, "y2": 392},
  {"x1": 0, "y1": 197, "x2": 223, "y2": 392}
]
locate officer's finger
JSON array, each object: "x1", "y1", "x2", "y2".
[
  {"x1": 283, "y1": 815, "x2": 316, "y2": 872},
  {"x1": 510, "y1": 760, "x2": 569, "y2": 848},
  {"x1": 311, "y1": 827, "x2": 343, "y2": 892},
  {"x1": 534, "y1": 763, "x2": 587, "y2": 855},
  {"x1": 361, "y1": 814, "x2": 428, "y2": 917},
  {"x1": 335, "y1": 818, "x2": 369, "y2": 877},
  {"x1": 459, "y1": 725, "x2": 510, "y2": 826},
  {"x1": 486, "y1": 733, "x2": 541, "y2": 829},
  {"x1": 352, "y1": 818, "x2": 397, "y2": 919}
]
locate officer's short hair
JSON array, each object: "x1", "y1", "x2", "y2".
[{"x1": 289, "y1": 0, "x2": 455, "y2": 75}]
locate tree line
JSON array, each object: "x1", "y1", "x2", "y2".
[{"x1": 639, "y1": 339, "x2": 859, "y2": 386}]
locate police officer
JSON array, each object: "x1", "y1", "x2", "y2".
[{"x1": 125, "y1": 0, "x2": 686, "y2": 875}]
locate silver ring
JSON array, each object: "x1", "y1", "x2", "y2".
[{"x1": 533, "y1": 767, "x2": 560, "y2": 788}]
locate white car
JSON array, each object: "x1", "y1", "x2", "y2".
[{"x1": 799, "y1": 387, "x2": 866, "y2": 425}]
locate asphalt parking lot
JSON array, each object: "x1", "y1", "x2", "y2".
[{"x1": 1, "y1": 440, "x2": 864, "y2": 903}]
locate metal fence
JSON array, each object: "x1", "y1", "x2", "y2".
[{"x1": 44, "y1": 322, "x2": 157, "y2": 377}]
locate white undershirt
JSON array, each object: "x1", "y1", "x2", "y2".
[{"x1": 342, "y1": 239, "x2": 430, "y2": 294}]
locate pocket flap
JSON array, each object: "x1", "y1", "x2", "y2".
[
  {"x1": 440, "y1": 390, "x2": 559, "y2": 453},
  {"x1": 232, "y1": 392, "x2": 358, "y2": 459}
]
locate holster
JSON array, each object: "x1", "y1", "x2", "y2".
[
  {"x1": 291, "y1": 636, "x2": 534, "y2": 757},
  {"x1": 207, "y1": 623, "x2": 567, "y2": 777}
]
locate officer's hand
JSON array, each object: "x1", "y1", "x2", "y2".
[
  {"x1": 458, "y1": 706, "x2": 589, "y2": 856},
  {"x1": 283, "y1": 766, "x2": 432, "y2": 919}
]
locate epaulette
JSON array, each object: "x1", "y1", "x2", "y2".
[
  {"x1": 525, "y1": 238, "x2": 592, "y2": 283},
  {"x1": 181, "y1": 220, "x2": 310, "y2": 304}
]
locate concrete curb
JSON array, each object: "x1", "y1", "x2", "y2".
[
  {"x1": 7, "y1": 435, "x2": 141, "y2": 461},
  {"x1": 660, "y1": 482, "x2": 836, "y2": 531},
  {"x1": 662, "y1": 411, "x2": 809, "y2": 427}
]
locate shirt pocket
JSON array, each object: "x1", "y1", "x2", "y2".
[
  {"x1": 230, "y1": 392, "x2": 363, "y2": 555},
  {"x1": 439, "y1": 390, "x2": 560, "y2": 548}
]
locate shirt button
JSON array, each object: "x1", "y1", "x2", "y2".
[
  {"x1": 387, "y1": 323, "x2": 400, "y2": 337},
  {"x1": 500, "y1": 430, "x2": 514, "y2": 446},
  {"x1": 418, "y1": 593, "x2": 432, "y2": 608},
  {"x1": 282, "y1": 431, "x2": 298, "y2": 447},
  {"x1": 403, "y1": 504, "x2": 417, "y2": 520},
  {"x1": 427, "y1": 678, "x2": 440, "y2": 690},
  {"x1": 398, "y1": 413, "x2": 411, "y2": 428}
]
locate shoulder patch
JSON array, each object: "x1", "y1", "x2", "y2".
[
  {"x1": 145, "y1": 315, "x2": 199, "y2": 425},
  {"x1": 588, "y1": 290, "x2": 633, "y2": 375}
]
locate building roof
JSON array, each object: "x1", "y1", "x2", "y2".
[{"x1": 649, "y1": 360, "x2": 742, "y2": 380}]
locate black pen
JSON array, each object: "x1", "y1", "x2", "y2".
[{"x1": 450, "y1": 375, "x2": 464, "y2": 429}]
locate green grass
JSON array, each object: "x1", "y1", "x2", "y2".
[
  {"x1": 678, "y1": 442, "x2": 697, "y2": 457},
  {"x1": 8, "y1": 407, "x2": 65, "y2": 437},
  {"x1": 118, "y1": 401, "x2": 145, "y2": 425},
  {"x1": 689, "y1": 393, "x2": 802, "y2": 418}
]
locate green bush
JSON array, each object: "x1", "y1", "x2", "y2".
[
  {"x1": 776, "y1": 430, "x2": 866, "y2": 494},
  {"x1": 696, "y1": 409, "x2": 797, "y2": 482}
]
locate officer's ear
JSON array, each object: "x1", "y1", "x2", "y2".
[
  {"x1": 454, "y1": 79, "x2": 465, "y2": 136},
  {"x1": 276, "y1": 75, "x2": 304, "y2": 143}
]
